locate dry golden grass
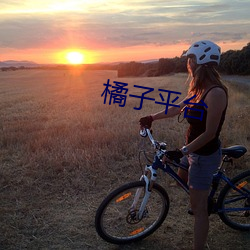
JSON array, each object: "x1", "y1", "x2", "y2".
[{"x1": 0, "y1": 69, "x2": 249, "y2": 249}]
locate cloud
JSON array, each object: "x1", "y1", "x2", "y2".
[
  {"x1": 0, "y1": 0, "x2": 249, "y2": 52},
  {"x1": 191, "y1": 31, "x2": 248, "y2": 42},
  {"x1": 189, "y1": 3, "x2": 230, "y2": 13},
  {"x1": 0, "y1": 15, "x2": 60, "y2": 48},
  {"x1": 0, "y1": 0, "x2": 23, "y2": 8}
]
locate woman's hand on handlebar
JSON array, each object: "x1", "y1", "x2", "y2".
[
  {"x1": 139, "y1": 115, "x2": 153, "y2": 129},
  {"x1": 166, "y1": 149, "x2": 184, "y2": 163}
]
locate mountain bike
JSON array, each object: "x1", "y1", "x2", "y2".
[{"x1": 95, "y1": 129, "x2": 249, "y2": 244}]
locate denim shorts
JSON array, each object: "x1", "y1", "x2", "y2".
[{"x1": 180, "y1": 148, "x2": 222, "y2": 190}]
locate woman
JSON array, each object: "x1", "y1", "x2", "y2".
[{"x1": 139, "y1": 40, "x2": 228, "y2": 250}]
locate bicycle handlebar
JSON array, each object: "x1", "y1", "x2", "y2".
[
  {"x1": 140, "y1": 128, "x2": 165, "y2": 151},
  {"x1": 146, "y1": 129, "x2": 155, "y2": 146},
  {"x1": 140, "y1": 128, "x2": 155, "y2": 145}
]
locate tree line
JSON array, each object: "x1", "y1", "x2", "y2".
[
  {"x1": 1, "y1": 43, "x2": 249, "y2": 75},
  {"x1": 117, "y1": 43, "x2": 250, "y2": 77}
]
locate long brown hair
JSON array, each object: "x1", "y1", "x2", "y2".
[{"x1": 187, "y1": 63, "x2": 228, "y2": 100}]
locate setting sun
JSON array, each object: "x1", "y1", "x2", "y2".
[{"x1": 66, "y1": 51, "x2": 84, "y2": 64}]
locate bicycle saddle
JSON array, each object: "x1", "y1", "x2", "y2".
[{"x1": 222, "y1": 145, "x2": 247, "y2": 158}]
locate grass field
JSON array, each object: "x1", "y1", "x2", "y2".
[{"x1": 0, "y1": 69, "x2": 249, "y2": 249}]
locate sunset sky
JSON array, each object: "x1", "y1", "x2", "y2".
[{"x1": 0, "y1": 0, "x2": 249, "y2": 64}]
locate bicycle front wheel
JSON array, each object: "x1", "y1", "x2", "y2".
[
  {"x1": 217, "y1": 170, "x2": 250, "y2": 231},
  {"x1": 95, "y1": 181, "x2": 169, "y2": 244}
]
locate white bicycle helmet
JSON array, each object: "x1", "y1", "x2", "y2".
[{"x1": 183, "y1": 40, "x2": 221, "y2": 65}]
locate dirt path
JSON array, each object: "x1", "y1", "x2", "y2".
[{"x1": 222, "y1": 75, "x2": 250, "y2": 86}]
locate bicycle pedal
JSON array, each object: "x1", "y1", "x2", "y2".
[{"x1": 187, "y1": 207, "x2": 216, "y2": 216}]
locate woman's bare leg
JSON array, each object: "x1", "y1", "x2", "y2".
[{"x1": 190, "y1": 188, "x2": 209, "y2": 250}]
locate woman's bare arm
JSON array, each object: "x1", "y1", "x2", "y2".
[{"x1": 151, "y1": 97, "x2": 189, "y2": 120}]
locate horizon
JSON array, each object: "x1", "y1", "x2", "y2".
[
  {"x1": 0, "y1": 58, "x2": 159, "y2": 65},
  {"x1": 1, "y1": 41, "x2": 249, "y2": 66},
  {"x1": 0, "y1": 1, "x2": 250, "y2": 65}
]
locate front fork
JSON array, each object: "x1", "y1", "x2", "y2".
[{"x1": 130, "y1": 165, "x2": 157, "y2": 220}]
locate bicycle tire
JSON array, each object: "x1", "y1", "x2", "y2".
[
  {"x1": 217, "y1": 170, "x2": 250, "y2": 231},
  {"x1": 95, "y1": 180, "x2": 170, "y2": 244}
]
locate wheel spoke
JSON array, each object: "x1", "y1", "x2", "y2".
[
  {"x1": 102, "y1": 188, "x2": 164, "y2": 239},
  {"x1": 218, "y1": 171, "x2": 250, "y2": 231},
  {"x1": 95, "y1": 181, "x2": 169, "y2": 244}
]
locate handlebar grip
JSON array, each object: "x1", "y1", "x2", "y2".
[{"x1": 140, "y1": 129, "x2": 148, "y2": 137}]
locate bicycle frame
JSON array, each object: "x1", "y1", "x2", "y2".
[
  {"x1": 135, "y1": 129, "x2": 250, "y2": 218},
  {"x1": 151, "y1": 155, "x2": 189, "y2": 193}
]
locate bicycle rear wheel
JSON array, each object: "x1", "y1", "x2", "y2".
[
  {"x1": 217, "y1": 170, "x2": 250, "y2": 231},
  {"x1": 95, "y1": 180, "x2": 169, "y2": 244}
]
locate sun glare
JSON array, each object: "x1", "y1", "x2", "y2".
[{"x1": 66, "y1": 51, "x2": 85, "y2": 64}]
